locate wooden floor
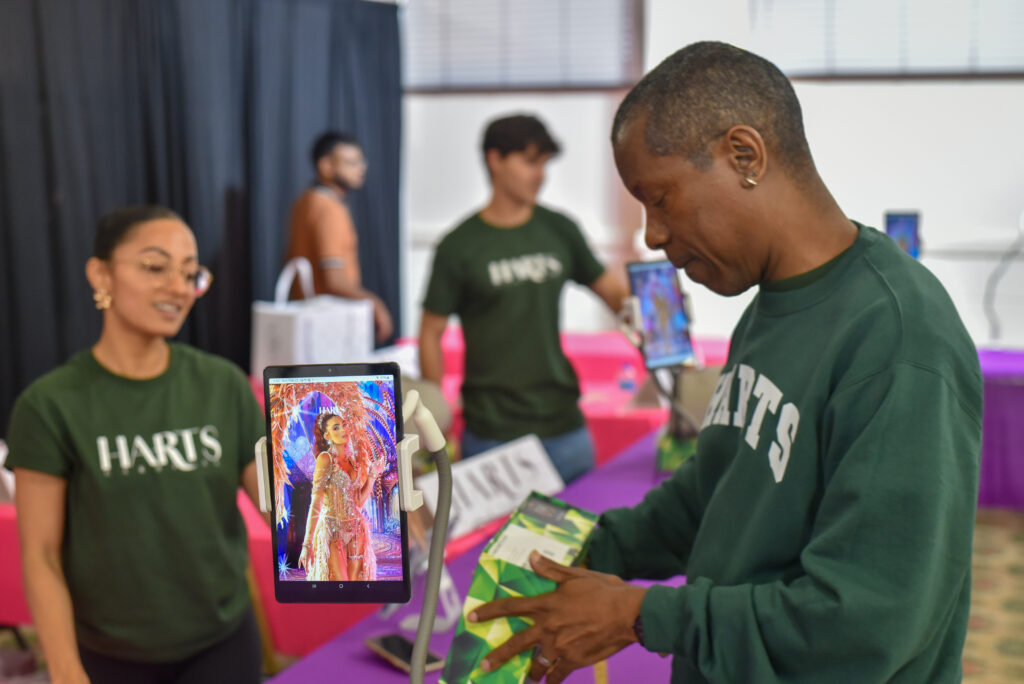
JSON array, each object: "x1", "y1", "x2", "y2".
[{"x1": 963, "y1": 508, "x2": 1024, "y2": 683}]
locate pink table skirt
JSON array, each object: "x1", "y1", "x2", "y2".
[
  {"x1": 434, "y1": 329, "x2": 727, "y2": 464},
  {"x1": 0, "y1": 504, "x2": 31, "y2": 626}
]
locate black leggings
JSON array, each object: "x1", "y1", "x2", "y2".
[{"x1": 78, "y1": 609, "x2": 262, "y2": 684}]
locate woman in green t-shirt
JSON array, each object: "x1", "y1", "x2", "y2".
[{"x1": 8, "y1": 206, "x2": 267, "y2": 683}]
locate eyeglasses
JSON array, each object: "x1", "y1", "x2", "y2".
[{"x1": 116, "y1": 258, "x2": 214, "y2": 297}]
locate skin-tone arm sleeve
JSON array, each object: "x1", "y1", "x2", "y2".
[
  {"x1": 418, "y1": 311, "x2": 449, "y2": 385},
  {"x1": 320, "y1": 267, "x2": 394, "y2": 344},
  {"x1": 320, "y1": 265, "x2": 372, "y2": 300},
  {"x1": 14, "y1": 469, "x2": 90, "y2": 684},
  {"x1": 588, "y1": 268, "x2": 631, "y2": 314},
  {"x1": 307, "y1": 196, "x2": 393, "y2": 341},
  {"x1": 309, "y1": 198, "x2": 359, "y2": 294},
  {"x1": 238, "y1": 372, "x2": 270, "y2": 525},
  {"x1": 240, "y1": 461, "x2": 270, "y2": 527}
]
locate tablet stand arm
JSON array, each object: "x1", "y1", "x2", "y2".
[
  {"x1": 648, "y1": 368, "x2": 702, "y2": 437},
  {"x1": 254, "y1": 437, "x2": 271, "y2": 515},
  {"x1": 399, "y1": 389, "x2": 452, "y2": 684}
]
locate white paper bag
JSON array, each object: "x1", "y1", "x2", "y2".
[
  {"x1": 0, "y1": 440, "x2": 14, "y2": 502},
  {"x1": 250, "y1": 257, "x2": 374, "y2": 376}
]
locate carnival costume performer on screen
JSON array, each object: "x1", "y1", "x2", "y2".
[
  {"x1": 268, "y1": 377, "x2": 399, "y2": 584},
  {"x1": 296, "y1": 411, "x2": 379, "y2": 581}
]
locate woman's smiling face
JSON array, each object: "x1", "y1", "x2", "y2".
[{"x1": 98, "y1": 218, "x2": 202, "y2": 337}]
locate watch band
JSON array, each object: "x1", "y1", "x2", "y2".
[{"x1": 633, "y1": 613, "x2": 645, "y2": 647}]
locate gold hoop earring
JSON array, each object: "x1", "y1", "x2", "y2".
[
  {"x1": 93, "y1": 289, "x2": 112, "y2": 310},
  {"x1": 743, "y1": 175, "x2": 758, "y2": 187}
]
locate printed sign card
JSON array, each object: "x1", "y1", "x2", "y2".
[{"x1": 415, "y1": 434, "x2": 564, "y2": 540}]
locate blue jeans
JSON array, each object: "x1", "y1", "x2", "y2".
[{"x1": 461, "y1": 426, "x2": 596, "y2": 484}]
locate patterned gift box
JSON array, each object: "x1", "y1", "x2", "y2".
[{"x1": 441, "y1": 492, "x2": 599, "y2": 684}]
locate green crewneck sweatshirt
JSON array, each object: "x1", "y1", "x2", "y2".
[{"x1": 588, "y1": 224, "x2": 982, "y2": 683}]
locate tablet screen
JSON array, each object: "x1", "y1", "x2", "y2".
[
  {"x1": 264, "y1": 363, "x2": 410, "y2": 603},
  {"x1": 885, "y1": 212, "x2": 920, "y2": 259},
  {"x1": 626, "y1": 260, "x2": 697, "y2": 369}
]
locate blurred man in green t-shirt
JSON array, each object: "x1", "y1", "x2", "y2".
[{"x1": 419, "y1": 114, "x2": 628, "y2": 483}]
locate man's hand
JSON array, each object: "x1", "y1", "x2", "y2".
[
  {"x1": 371, "y1": 296, "x2": 394, "y2": 343},
  {"x1": 468, "y1": 551, "x2": 647, "y2": 683}
]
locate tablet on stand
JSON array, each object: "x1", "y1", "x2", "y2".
[
  {"x1": 885, "y1": 211, "x2": 921, "y2": 259},
  {"x1": 256, "y1": 364, "x2": 455, "y2": 681},
  {"x1": 262, "y1": 362, "x2": 411, "y2": 604},
  {"x1": 624, "y1": 260, "x2": 701, "y2": 472}
]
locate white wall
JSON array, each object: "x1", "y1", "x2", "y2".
[
  {"x1": 402, "y1": 0, "x2": 1024, "y2": 347},
  {"x1": 401, "y1": 92, "x2": 637, "y2": 338},
  {"x1": 643, "y1": 0, "x2": 1024, "y2": 347},
  {"x1": 798, "y1": 80, "x2": 1024, "y2": 347}
]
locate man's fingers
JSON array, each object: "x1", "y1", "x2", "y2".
[
  {"x1": 527, "y1": 649, "x2": 558, "y2": 682},
  {"x1": 529, "y1": 551, "x2": 581, "y2": 582},
  {"x1": 479, "y1": 626, "x2": 541, "y2": 674},
  {"x1": 469, "y1": 595, "x2": 543, "y2": 623},
  {"x1": 545, "y1": 660, "x2": 577, "y2": 684}
]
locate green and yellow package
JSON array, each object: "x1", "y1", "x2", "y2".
[
  {"x1": 440, "y1": 492, "x2": 599, "y2": 684},
  {"x1": 655, "y1": 431, "x2": 698, "y2": 472}
]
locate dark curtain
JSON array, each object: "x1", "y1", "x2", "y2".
[{"x1": 0, "y1": 0, "x2": 403, "y2": 433}]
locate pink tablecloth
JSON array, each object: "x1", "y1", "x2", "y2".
[
  {"x1": 438, "y1": 327, "x2": 728, "y2": 384},
  {"x1": 0, "y1": 504, "x2": 31, "y2": 626},
  {"x1": 0, "y1": 496, "x2": 378, "y2": 654},
  {"x1": 436, "y1": 329, "x2": 727, "y2": 465}
]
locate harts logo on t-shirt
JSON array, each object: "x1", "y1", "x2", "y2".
[
  {"x1": 488, "y1": 253, "x2": 563, "y2": 287},
  {"x1": 702, "y1": 364, "x2": 800, "y2": 484},
  {"x1": 95, "y1": 426, "x2": 223, "y2": 475}
]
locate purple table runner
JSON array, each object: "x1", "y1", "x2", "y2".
[{"x1": 978, "y1": 349, "x2": 1024, "y2": 509}]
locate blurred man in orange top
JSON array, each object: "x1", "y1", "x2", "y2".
[{"x1": 285, "y1": 131, "x2": 394, "y2": 342}]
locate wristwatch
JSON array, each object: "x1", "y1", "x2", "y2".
[{"x1": 633, "y1": 613, "x2": 645, "y2": 647}]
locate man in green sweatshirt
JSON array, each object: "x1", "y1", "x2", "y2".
[{"x1": 467, "y1": 41, "x2": 982, "y2": 684}]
